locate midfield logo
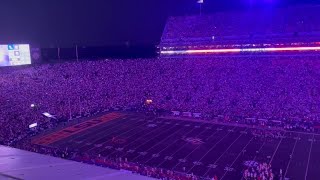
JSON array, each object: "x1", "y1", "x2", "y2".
[
  {"x1": 111, "y1": 136, "x2": 127, "y2": 144},
  {"x1": 147, "y1": 124, "x2": 157, "y2": 128},
  {"x1": 183, "y1": 137, "x2": 204, "y2": 145}
]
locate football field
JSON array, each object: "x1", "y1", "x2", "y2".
[{"x1": 33, "y1": 112, "x2": 320, "y2": 180}]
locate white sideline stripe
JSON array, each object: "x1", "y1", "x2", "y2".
[
  {"x1": 145, "y1": 125, "x2": 199, "y2": 164},
  {"x1": 284, "y1": 135, "x2": 299, "y2": 178},
  {"x1": 173, "y1": 126, "x2": 221, "y2": 166},
  {"x1": 157, "y1": 125, "x2": 211, "y2": 168},
  {"x1": 202, "y1": 128, "x2": 245, "y2": 176},
  {"x1": 305, "y1": 134, "x2": 314, "y2": 180},
  {"x1": 107, "y1": 121, "x2": 172, "y2": 157},
  {"x1": 162, "y1": 116, "x2": 319, "y2": 136},
  {"x1": 131, "y1": 123, "x2": 191, "y2": 162},
  {"x1": 269, "y1": 134, "x2": 284, "y2": 164},
  {"x1": 187, "y1": 127, "x2": 237, "y2": 174},
  {"x1": 121, "y1": 123, "x2": 179, "y2": 159},
  {"x1": 170, "y1": 127, "x2": 219, "y2": 170},
  {"x1": 220, "y1": 136, "x2": 254, "y2": 180},
  {"x1": 240, "y1": 140, "x2": 266, "y2": 180}
]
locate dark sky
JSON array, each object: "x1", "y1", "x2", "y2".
[{"x1": 0, "y1": 0, "x2": 318, "y2": 47}]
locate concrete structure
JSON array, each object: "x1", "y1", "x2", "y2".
[{"x1": 0, "y1": 146, "x2": 153, "y2": 180}]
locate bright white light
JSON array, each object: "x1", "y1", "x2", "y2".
[
  {"x1": 146, "y1": 99, "x2": 153, "y2": 104},
  {"x1": 29, "y1": 123, "x2": 38, "y2": 128},
  {"x1": 42, "y1": 112, "x2": 56, "y2": 119},
  {"x1": 43, "y1": 112, "x2": 50, "y2": 117},
  {"x1": 197, "y1": 0, "x2": 204, "y2": 3},
  {"x1": 30, "y1": 104, "x2": 35, "y2": 108}
]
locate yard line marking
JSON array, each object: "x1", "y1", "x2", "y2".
[
  {"x1": 33, "y1": 112, "x2": 125, "y2": 145},
  {"x1": 74, "y1": 117, "x2": 141, "y2": 148},
  {"x1": 240, "y1": 138, "x2": 266, "y2": 180},
  {"x1": 107, "y1": 121, "x2": 173, "y2": 158},
  {"x1": 86, "y1": 117, "x2": 152, "y2": 153},
  {"x1": 186, "y1": 126, "x2": 237, "y2": 174},
  {"x1": 131, "y1": 122, "x2": 193, "y2": 162},
  {"x1": 55, "y1": 116, "x2": 134, "y2": 147},
  {"x1": 163, "y1": 116, "x2": 320, "y2": 137},
  {"x1": 284, "y1": 134, "x2": 299, "y2": 178},
  {"x1": 121, "y1": 123, "x2": 180, "y2": 159},
  {"x1": 74, "y1": 117, "x2": 143, "y2": 149},
  {"x1": 269, "y1": 133, "x2": 284, "y2": 165},
  {"x1": 201, "y1": 128, "x2": 245, "y2": 176},
  {"x1": 156, "y1": 125, "x2": 218, "y2": 168},
  {"x1": 220, "y1": 136, "x2": 254, "y2": 180},
  {"x1": 171, "y1": 127, "x2": 222, "y2": 170},
  {"x1": 305, "y1": 134, "x2": 314, "y2": 180},
  {"x1": 72, "y1": 117, "x2": 139, "y2": 141},
  {"x1": 144, "y1": 125, "x2": 203, "y2": 164},
  {"x1": 117, "y1": 120, "x2": 172, "y2": 149}
]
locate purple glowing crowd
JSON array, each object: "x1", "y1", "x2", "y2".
[
  {"x1": 2, "y1": 55, "x2": 320, "y2": 143},
  {"x1": 162, "y1": 5, "x2": 320, "y2": 42}
]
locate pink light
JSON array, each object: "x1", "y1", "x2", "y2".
[
  {"x1": 161, "y1": 48, "x2": 241, "y2": 55},
  {"x1": 161, "y1": 46, "x2": 320, "y2": 55}
]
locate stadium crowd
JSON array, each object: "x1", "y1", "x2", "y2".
[
  {"x1": 0, "y1": 54, "x2": 319, "y2": 179},
  {"x1": 162, "y1": 5, "x2": 320, "y2": 42},
  {"x1": 2, "y1": 55, "x2": 320, "y2": 143}
]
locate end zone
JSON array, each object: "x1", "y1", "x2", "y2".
[{"x1": 32, "y1": 112, "x2": 124, "y2": 146}]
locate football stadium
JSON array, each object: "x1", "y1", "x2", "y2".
[{"x1": 1, "y1": 1, "x2": 320, "y2": 180}]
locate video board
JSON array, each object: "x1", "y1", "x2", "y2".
[{"x1": 0, "y1": 44, "x2": 31, "y2": 67}]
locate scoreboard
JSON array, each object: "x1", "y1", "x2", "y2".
[{"x1": 0, "y1": 44, "x2": 31, "y2": 67}]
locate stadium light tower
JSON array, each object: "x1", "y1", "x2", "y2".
[{"x1": 197, "y1": 0, "x2": 204, "y2": 16}]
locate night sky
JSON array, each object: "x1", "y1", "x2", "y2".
[{"x1": 0, "y1": 0, "x2": 318, "y2": 47}]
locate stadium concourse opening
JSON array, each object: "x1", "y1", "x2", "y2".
[{"x1": 3, "y1": 1, "x2": 320, "y2": 180}]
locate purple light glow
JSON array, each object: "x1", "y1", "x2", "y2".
[{"x1": 161, "y1": 46, "x2": 320, "y2": 55}]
